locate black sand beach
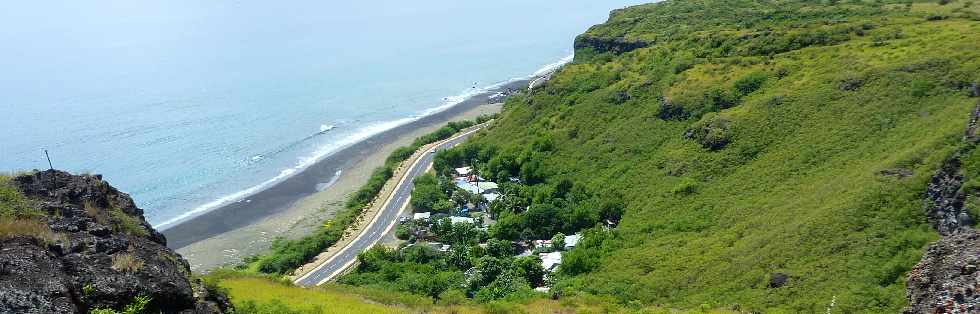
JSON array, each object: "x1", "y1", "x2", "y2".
[{"x1": 162, "y1": 79, "x2": 530, "y2": 249}]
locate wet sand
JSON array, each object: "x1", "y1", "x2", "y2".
[{"x1": 165, "y1": 81, "x2": 524, "y2": 271}]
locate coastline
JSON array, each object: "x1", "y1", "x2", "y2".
[{"x1": 166, "y1": 81, "x2": 525, "y2": 271}]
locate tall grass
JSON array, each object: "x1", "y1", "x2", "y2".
[
  {"x1": 111, "y1": 253, "x2": 145, "y2": 273},
  {"x1": 0, "y1": 175, "x2": 39, "y2": 219},
  {"x1": 0, "y1": 219, "x2": 55, "y2": 243}
]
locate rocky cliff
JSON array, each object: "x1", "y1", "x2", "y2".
[
  {"x1": 904, "y1": 101, "x2": 980, "y2": 313},
  {"x1": 0, "y1": 170, "x2": 229, "y2": 313},
  {"x1": 572, "y1": 34, "x2": 651, "y2": 57}
]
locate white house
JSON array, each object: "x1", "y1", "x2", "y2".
[
  {"x1": 532, "y1": 239, "x2": 552, "y2": 249},
  {"x1": 539, "y1": 251, "x2": 562, "y2": 271},
  {"x1": 473, "y1": 181, "x2": 499, "y2": 193},
  {"x1": 449, "y1": 216, "x2": 475, "y2": 225},
  {"x1": 454, "y1": 166, "x2": 473, "y2": 176},
  {"x1": 482, "y1": 192, "x2": 500, "y2": 203},
  {"x1": 564, "y1": 234, "x2": 581, "y2": 250}
]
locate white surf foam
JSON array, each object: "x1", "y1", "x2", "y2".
[
  {"x1": 154, "y1": 54, "x2": 575, "y2": 230},
  {"x1": 154, "y1": 118, "x2": 414, "y2": 230}
]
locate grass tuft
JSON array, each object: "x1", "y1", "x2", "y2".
[{"x1": 111, "y1": 253, "x2": 144, "y2": 273}]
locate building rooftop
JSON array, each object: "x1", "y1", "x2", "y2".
[
  {"x1": 564, "y1": 234, "x2": 581, "y2": 249},
  {"x1": 454, "y1": 166, "x2": 473, "y2": 176},
  {"x1": 483, "y1": 193, "x2": 500, "y2": 203},
  {"x1": 539, "y1": 251, "x2": 562, "y2": 271},
  {"x1": 449, "y1": 216, "x2": 475, "y2": 225},
  {"x1": 473, "y1": 181, "x2": 499, "y2": 191}
]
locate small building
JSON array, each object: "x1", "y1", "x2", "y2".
[
  {"x1": 413, "y1": 212, "x2": 431, "y2": 221},
  {"x1": 473, "y1": 181, "x2": 499, "y2": 194},
  {"x1": 539, "y1": 251, "x2": 562, "y2": 272},
  {"x1": 532, "y1": 239, "x2": 552, "y2": 249},
  {"x1": 454, "y1": 166, "x2": 473, "y2": 177},
  {"x1": 482, "y1": 192, "x2": 500, "y2": 203},
  {"x1": 564, "y1": 234, "x2": 581, "y2": 250},
  {"x1": 449, "y1": 216, "x2": 475, "y2": 225},
  {"x1": 422, "y1": 241, "x2": 450, "y2": 252}
]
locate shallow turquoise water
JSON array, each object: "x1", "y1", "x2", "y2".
[{"x1": 0, "y1": 1, "x2": 645, "y2": 226}]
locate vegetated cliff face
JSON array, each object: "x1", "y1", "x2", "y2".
[
  {"x1": 460, "y1": 0, "x2": 980, "y2": 311},
  {"x1": 0, "y1": 170, "x2": 228, "y2": 313}
]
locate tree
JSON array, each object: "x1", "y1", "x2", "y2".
[
  {"x1": 444, "y1": 221, "x2": 483, "y2": 246},
  {"x1": 485, "y1": 238, "x2": 514, "y2": 258},
  {"x1": 489, "y1": 212, "x2": 522, "y2": 240},
  {"x1": 447, "y1": 245, "x2": 471, "y2": 270},
  {"x1": 474, "y1": 269, "x2": 532, "y2": 302},
  {"x1": 402, "y1": 244, "x2": 437, "y2": 264},
  {"x1": 432, "y1": 218, "x2": 453, "y2": 238},
  {"x1": 451, "y1": 190, "x2": 470, "y2": 207},
  {"x1": 411, "y1": 173, "x2": 448, "y2": 211},
  {"x1": 551, "y1": 233, "x2": 566, "y2": 251},
  {"x1": 357, "y1": 246, "x2": 398, "y2": 272},
  {"x1": 395, "y1": 224, "x2": 411, "y2": 240},
  {"x1": 475, "y1": 256, "x2": 506, "y2": 286},
  {"x1": 512, "y1": 255, "x2": 545, "y2": 287},
  {"x1": 433, "y1": 199, "x2": 455, "y2": 213}
]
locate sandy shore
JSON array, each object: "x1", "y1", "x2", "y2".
[{"x1": 171, "y1": 97, "x2": 508, "y2": 271}]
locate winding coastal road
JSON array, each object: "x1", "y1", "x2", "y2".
[{"x1": 294, "y1": 126, "x2": 482, "y2": 286}]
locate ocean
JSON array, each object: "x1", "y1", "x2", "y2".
[{"x1": 0, "y1": 0, "x2": 645, "y2": 227}]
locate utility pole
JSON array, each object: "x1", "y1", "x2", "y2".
[
  {"x1": 44, "y1": 149, "x2": 56, "y2": 192},
  {"x1": 44, "y1": 150, "x2": 53, "y2": 170}
]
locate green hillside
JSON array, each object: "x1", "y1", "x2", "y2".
[{"x1": 439, "y1": 0, "x2": 980, "y2": 312}]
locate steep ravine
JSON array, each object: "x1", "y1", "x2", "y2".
[
  {"x1": 0, "y1": 170, "x2": 229, "y2": 313},
  {"x1": 904, "y1": 95, "x2": 980, "y2": 314}
]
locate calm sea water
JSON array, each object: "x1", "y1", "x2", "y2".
[{"x1": 0, "y1": 1, "x2": 645, "y2": 227}]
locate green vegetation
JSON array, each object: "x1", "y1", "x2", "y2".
[
  {"x1": 0, "y1": 174, "x2": 38, "y2": 220},
  {"x1": 336, "y1": 230, "x2": 549, "y2": 303},
  {"x1": 108, "y1": 208, "x2": 148, "y2": 237},
  {"x1": 0, "y1": 174, "x2": 57, "y2": 243},
  {"x1": 88, "y1": 295, "x2": 150, "y2": 314},
  {"x1": 202, "y1": 0, "x2": 980, "y2": 311},
  {"x1": 249, "y1": 115, "x2": 494, "y2": 274},
  {"x1": 409, "y1": 173, "x2": 452, "y2": 213},
  {"x1": 410, "y1": 0, "x2": 980, "y2": 311},
  {"x1": 208, "y1": 269, "x2": 737, "y2": 313}
]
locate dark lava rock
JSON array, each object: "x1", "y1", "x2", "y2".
[
  {"x1": 0, "y1": 170, "x2": 229, "y2": 314},
  {"x1": 767, "y1": 273, "x2": 789, "y2": 289},
  {"x1": 904, "y1": 229, "x2": 980, "y2": 314},
  {"x1": 574, "y1": 33, "x2": 651, "y2": 56},
  {"x1": 905, "y1": 102, "x2": 980, "y2": 314}
]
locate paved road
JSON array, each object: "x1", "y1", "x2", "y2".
[{"x1": 294, "y1": 127, "x2": 479, "y2": 286}]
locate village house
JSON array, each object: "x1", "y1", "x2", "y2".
[
  {"x1": 532, "y1": 239, "x2": 552, "y2": 250},
  {"x1": 449, "y1": 216, "x2": 475, "y2": 225},
  {"x1": 539, "y1": 251, "x2": 562, "y2": 272},
  {"x1": 454, "y1": 166, "x2": 473, "y2": 177},
  {"x1": 564, "y1": 233, "x2": 581, "y2": 250}
]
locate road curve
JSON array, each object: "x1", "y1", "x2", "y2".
[{"x1": 294, "y1": 126, "x2": 481, "y2": 286}]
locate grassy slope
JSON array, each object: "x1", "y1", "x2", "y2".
[
  {"x1": 212, "y1": 272, "x2": 736, "y2": 314},
  {"x1": 219, "y1": 277, "x2": 409, "y2": 314},
  {"x1": 461, "y1": 0, "x2": 980, "y2": 312}
]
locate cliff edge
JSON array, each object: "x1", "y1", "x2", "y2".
[{"x1": 0, "y1": 170, "x2": 229, "y2": 313}]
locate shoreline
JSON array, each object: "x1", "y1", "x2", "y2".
[{"x1": 165, "y1": 81, "x2": 527, "y2": 270}]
